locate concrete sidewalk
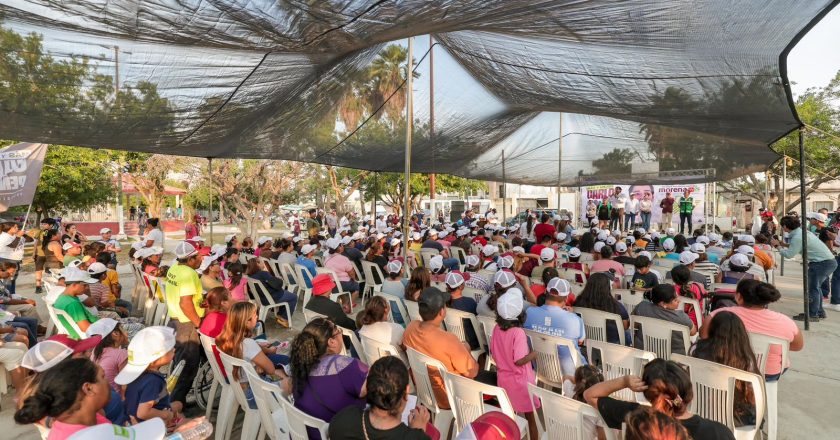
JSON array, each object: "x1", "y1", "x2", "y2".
[{"x1": 1, "y1": 260, "x2": 838, "y2": 439}]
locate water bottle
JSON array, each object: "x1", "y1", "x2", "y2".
[
  {"x1": 166, "y1": 360, "x2": 185, "y2": 393},
  {"x1": 166, "y1": 417, "x2": 214, "y2": 440}
]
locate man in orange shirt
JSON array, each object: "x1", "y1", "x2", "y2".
[{"x1": 402, "y1": 287, "x2": 480, "y2": 408}]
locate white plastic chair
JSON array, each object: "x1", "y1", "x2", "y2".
[
  {"x1": 292, "y1": 264, "x2": 315, "y2": 308},
  {"x1": 278, "y1": 263, "x2": 298, "y2": 295},
  {"x1": 52, "y1": 306, "x2": 86, "y2": 339},
  {"x1": 359, "y1": 334, "x2": 408, "y2": 366},
  {"x1": 451, "y1": 246, "x2": 468, "y2": 271},
  {"x1": 671, "y1": 354, "x2": 765, "y2": 440},
  {"x1": 629, "y1": 315, "x2": 690, "y2": 359},
  {"x1": 361, "y1": 260, "x2": 385, "y2": 301},
  {"x1": 405, "y1": 347, "x2": 455, "y2": 436},
  {"x1": 420, "y1": 248, "x2": 439, "y2": 268},
  {"x1": 376, "y1": 292, "x2": 409, "y2": 327},
  {"x1": 217, "y1": 351, "x2": 264, "y2": 440},
  {"x1": 614, "y1": 288, "x2": 644, "y2": 314},
  {"x1": 574, "y1": 307, "x2": 626, "y2": 346},
  {"x1": 528, "y1": 383, "x2": 616, "y2": 440},
  {"x1": 246, "y1": 278, "x2": 293, "y2": 330},
  {"x1": 404, "y1": 299, "x2": 421, "y2": 322},
  {"x1": 339, "y1": 326, "x2": 368, "y2": 364},
  {"x1": 462, "y1": 287, "x2": 485, "y2": 304},
  {"x1": 524, "y1": 329, "x2": 583, "y2": 391},
  {"x1": 443, "y1": 308, "x2": 485, "y2": 360},
  {"x1": 749, "y1": 332, "x2": 789, "y2": 440},
  {"x1": 302, "y1": 308, "x2": 327, "y2": 324},
  {"x1": 443, "y1": 371, "x2": 529, "y2": 438},
  {"x1": 242, "y1": 370, "x2": 291, "y2": 440},
  {"x1": 198, "y1": 333, "x2": 237, "y2": 439},
  {"x1": 585, "y1": 339, "x2": 655, "y2": 402},
  {"x1": 475, "y1": 314, "x2": 497, "y2": 370},
  {"x1": 677, "y1": 296, "x2": 703, "y2": 328},
  {"x1": 279, "y1": 387, "x2": 329, "y2": 440},
  {"x1": 315, "y1": 267, "x2": 354, "y2": 313}
]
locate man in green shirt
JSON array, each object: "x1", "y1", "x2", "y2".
[
  {"x1": 305, "y1": 208, "x2": 321, "y2": 239},
  {"x1": 52, "y1": 267, "x2": 99, "y2": 339},
  {"x1": 678, "y1": 189, "x2": 695, "y2": 235},
  {"x1": 165, "y1": 241, "x2": 204, "y2": 410},
  {"x1": 62, "y1": 241, "x2": 82, "y2": 267}
]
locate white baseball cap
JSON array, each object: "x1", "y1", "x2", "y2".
[
  {"x1": 465, "y1": 255, "x2": 480, "y2": 267},
  {"x1": 428, "y1": 229, "x2": 439, "y2": 237},
  {"x1": 325, "y1": 237, "x2": 342, "y2": 250},
  {"x1": 615, "y1": 242, "x2": 628, "y2": 253},
  {"x1": 740, "y1": 235, "x2": 756, "y2": 245},
  {"x1": 493, "y1": 270, "x2": 517, "y2": 288},
  {"x1": 708, "y1": 233, "x2": 720, "y2": 243},
  {"x1": 85, "y1": 318, "x2": 119, "y2": 339},
  {"x1": 666, "y1": 228, "x2": 675, "y2": 236},
  {"x1": 593, "y1": 242, "x2": 605, "y2": 253},
  {"x1": 115, "y1": 326, "x2": 176, "y2": 385},
  {"x1": 224, "y1": 234, "x2": 236, "y2": 243},
  {"x1": 192, "y1": 235, "x2": 205, "y2": 242},
  {"x1": 568, "y1": 247, "x2": 582, "y2": 258},
  {"x1": 637, "y1": 250, "x2": 653, "y2": 260},
  {"x1": 174, "y1": 241, "x2": 198, "y2": 259},
  {"x1": 729, "y1": 253, "x2": 750, "y2": 268},
  {"x1": 87, "y1": 262, "x2": 108, "y2": 275},
  {"x1": 540, "y1": 248, "x2": 555, "y2": 262},
  {"x1": 429, "y1": 255, "x2": 444, "y2": 273},
  {"x1": 555, "y1": 232, "x2": 567, "y2": 242},
  {"x1": 390, "y1": 238, "x2": 401, "y2": 247},
  {"x1": 612, "y1": 229, "x2": 621, "y2": 238},
  {"x1": 511, "y1": 246, "x2": 525, "y2": 254},
  {"x1": 605, "y1": 236, "x2": 617, "y2": 246},
  {"x1": 445, "y1": 271, "x2": 466, "y2": 289},
  {"x1": 737, "y1": 244, "x2": 755, "y2": 256},
  {"x1": 679, "y1": 251, "x2": 699, "y2": 265},
  {"x1": 257, "y1": 236, "x2": 273, "y2": 245},
  {"x1": 662, "y1": 238, "x2": 675, "y2": 251},
  {"x1": 497, "y1": 256, "x2": 514, "y2": 269},
  {"x1": 597, "y1": 231, "x2": 609, "y2": 241},
  {"x1": 456, "y1": 229, "x2": 469, "y2": 237},
  {"x1": 689, "y1": 243, "x2": 706, "y2": 254},
  {"x1": 546, "y1": 277, "x2": 571, "y2": 297},
  {"x1": 696, "y1": 235, "x2": 710, "y2": 246},
  {"x1": 341, "y1": 236, "x2": 353, "y2": 245},
  {"x1": 62, "y1": 242, "x2": 80, "y2": 251},
  {"x1": 66, "y1": 417, "x2": 166, "y2": 440},
  {"x1": 482, "y1": 244, "x2": 499, "y2": 256},
  {"x1": 301, "y1": 244, "x2": 317, "y2": 255},
  {"x1": 386, "y1": 260, "x2": 403, "y2": 274},
  {"x1": 497, "y1": 289, "x2": 524, "y2": 320},
  {"x1": 198, "y1": 254, "x2": 221, "y2": 274},
  {"x1": 99, "y1": 227, "x2": 112, "y2": 234},
  {"x1": 412, "y1": 232, "x2": 422, "y2": 241},
  {"x1": 63, "y1": 267, "x2": 97, "y2": 284}
]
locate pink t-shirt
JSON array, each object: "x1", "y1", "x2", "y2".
[
  {"x1": 674, "y1": 283, "x2": 706, "y2": 328},
  {"x1": 91, "y1": 347, "x2": 128, "y2": 393},
  {"x1": 47, "y1": 413, "x2": 110, "y2": 440},
  {"x1": 325, "y1": 253, "x2": 354, "y2": 282},
  {"x1": 589, "y1": 259, "x2": 626, "y2": 277},
  {"x1": 224, "y1": 277, "x2": 248, "y2": 301},
  {"x1": 710, "y1": 306, "x2": 798, "y2": 375},
  {"x1": 199, "y1": 311, "x2": 228, "y2": 379},
  {"x1": 490, "y1": 325, "x2": 539, "y2": 413}
]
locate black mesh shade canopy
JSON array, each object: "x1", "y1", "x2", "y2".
[{"x1": 0, "y1": 0, "x2": 836, "y2": 185}]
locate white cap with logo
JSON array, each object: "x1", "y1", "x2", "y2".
[
  {"x1": 493, "y1": 270, "x2": 517, "y2": 288},
  {"x1": 496, "y1": 289, "x2": 524, "y2": 320},
  {"x1": 115, "y1": 326, "x2": 176, "y2": 385}
]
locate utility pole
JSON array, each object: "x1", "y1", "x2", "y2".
[
  {"x1": 113, "y1": 45, "x2": 126, "y2": 237},
  {"x1": 402, "y1": 37, "x2": 414, "y2": 260},
  {"x1": 557, "y1": 113, "x2": 563, "y2": 211},
  {"x1": 428, "y1": 35, "x2": 437, "y2": 226}
]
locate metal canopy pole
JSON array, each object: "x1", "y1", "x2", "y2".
[
  {"x1": 781, "y1": 155, "x2": 787, "y2": 276},
  {"x1": 208, "y1": 158, "x2": 214, "y2": 246},
  {"x1": 712, "y1": 182, "x2": 716, "y2": 236},
  {"x1": 557, "y1": 113, "x2": 562, "y2": 211},
  {"x1": 402, "y1": 37, "x2": 414, "y2": 260},
  {"x1": 502, "y1": 150, "x2": 507, "y2": 224},
  {"x1": 799, "y1": 128, "x2": 809, "y2": 330},
  {"x1": 428, "y1": 35, "x2": 436, "y2": 226}
]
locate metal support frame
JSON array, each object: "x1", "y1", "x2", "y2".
[
  {"x1": 502, "y1": 150, "x2": 507, "y2": 224},
  {"x1": 781, "y1": 155, "x2": 787, "y2": 276},
  {"x1": 557, "y1": 113, "x2": 563, "y2": 210},
  {"x1": 402, "y1": 37, "x2": 414, "y2": 260},
  {"x1": 208, "y1": 157, "x2": 214, "y2": 245},
  {"x1": 799, "y1": 127, "x2": 809, "y2": 330}
]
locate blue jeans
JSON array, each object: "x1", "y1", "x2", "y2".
[
  {"x1": 830, "y1": 254, "x2": 840, "y2": 305},
  {"x1": 808, "y1": 258, "x2": 837, "y2": 317},
  {"x1": 115, "y1": 298, "x2": 133, "y2": 313},
  {"x1": 11, "y1": 317, "x2": 37, "y2": 346},
  {"x1": 624, "y1": 213, "x2": 636, "y2": 230},
  {"x1": 640, "y1": 212, "x2": 651, "y2": 231},
  {"x1": 264, "y1": 289, "x2": 297, "y2": 320},
  {"x1": 104, "y1": 388, "x2": 128, "y2": 425},
  {"x1": 443, "y1": 257, "x2": 459, "y2": 271},
  {"x1": 679, "y1": 213, "x2": 692, "y2": 234}
]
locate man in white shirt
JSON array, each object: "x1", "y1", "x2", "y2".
[
  {"x1": 375, "y1": 215, "x2": 387, "y2": 232},
  {"x1": 624, "y1": 194, "x2": 640, "y2": 232},
  {"x1": 97, "y1": 228, "x2": 122, "y2": 268}
]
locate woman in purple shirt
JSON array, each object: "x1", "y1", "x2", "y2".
[{"x1": 290, "y1": 317, "x2": 368, "y2": 439}]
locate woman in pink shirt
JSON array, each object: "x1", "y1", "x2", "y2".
[
  {"x1": 15, "y1": 357, "x2": 112, "y2": 440},
  {"x1": 224, "y1": 262, "x2": 248, "y2": 302},
  {"x1": 323, "y1": 239, "x2": 360, "y2": 296},
  {"x1": 703, "y1": 279, "x2": 803, "y2": 380}
]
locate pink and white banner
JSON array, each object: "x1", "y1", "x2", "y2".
[{"x1": 579, "y1": 184, "x2": 706, "y2": 228}]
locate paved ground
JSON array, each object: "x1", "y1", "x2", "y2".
[{"x1": 1, "y1": 245, "x2": 838, "y2": 439}]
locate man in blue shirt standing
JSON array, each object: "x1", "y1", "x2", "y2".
[{"x1": 524, "y1": 278, "x2": 586, "y2": 374}]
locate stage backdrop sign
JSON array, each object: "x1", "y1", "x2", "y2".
[
  {"x1": 0, "y1": 143, "x2": 48, "y2": 212},
  {"x1": 580, "y1": 184, "x2": 705, "y2": 228}
]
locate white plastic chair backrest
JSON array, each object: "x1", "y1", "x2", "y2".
[
  {"x1": 279, "y1": 263, "x2": 297, "y2": 290},
  {"x1": 573, "y1": 307, "x2": 626, "y2": 346},
  {"x1": 52, "y1": 306, "x2": 85, "y2": 339},
  {"x1": 525, "y1": 329, "x2": 583, "y2": 389},
  {"x1": 451, "y1": 246, "x2": 467, "y2": 267},
  {"x1": 476, "y1": 269, "x2": 496, "y2": 282},
  {"x1": 711, "y1": 283, "x2": 738, "y2": 293},
  {"x1": 247, "y1": 278, "x2": 278, "y2": 307},
  {"x1": 444, "y1": 371, "x2": 517, "y2": 435},
  {"x1": 152, "y1": 301, "x2": 168, "y2": 327},
  {"x1": 562, "y1": 268, "x2": 587, "y2": 284},
  {"x1": 431, "y1": 281, "x2": 446, "y2": 291},
  {"x1": 242, "y1": 369, "x2": 289, "y2": 440},
  {"x1": 420, "y1": 249, "x2": 439, "y2": 268},
  {"x1": 315, "y1": 267, "x2": 344, "y2": 292},
  {"x1": 528, "y1": 383, "x2": 616, "y2": 440},
  {"x1": 585, "y1": 340, "x2": 655, "y2": 402},
  {"x1": 462, "y1": 287, "x2": 484, "y2": 303},
  {"x1": 293, "y1": 264, "x2": 314, "y2": 305},
  {"x1": 279, "y1": 389, "x2": 329, "y2": 440},
  {"x1": 677, "y1": 296, "x2": 703, "y2": 327},
  {"x1": 748, "y1": 332, "x2": 790, "y2": 377},
  {"x1": 403, "y1": 299, "x2": 421, "y2": 322},
  {"x1": 197, "y1": 332, "x2": 228, "y2": 384},
  {"x1": 359, "y1": 334, "x2": 407, "y2": 365},
  {"x1": 339, "y1": 326, "x2": 367, "y2": 364},
  {"x1": 443, "y1": 308, "x2": 482, "y2": 349},
  {"x1": 670, "y1": 354, "x2": 765, "y2": 435},
  {"x1": 302, "y1": 308, "x2": 326, "y2": 324},
  {"x1": 217, "y1": 350, "x2": 260, "y2": 413},
  {"x1": 629, "y1": 315, "x2": 690, "y2": 359},
  {"x1": 361, "y1": 261, "x2": 384, "y2": 287},
  {"x1": 653, "y1": 258, "x2": 677, "y2": 268},
  {"x1": 614, "y1": 289, "x2": 644, "y2": 314},
  {"x1": 376, "y1": 293, "x2": 408, "y2": 326},
  {"x1": 475, "y1": 315, "x2": 496, "y2": 351},
  {"x1": 405, "y1": 347, "x2": 450, "y2": 416}
]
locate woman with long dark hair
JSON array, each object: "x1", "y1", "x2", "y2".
[
  {"x1": 357, "y1": 296, "x2": 404, "y2": 347},
  {"x1": 224, "y1": 261, "x2": 248, "y2": 302},
  {"x1": 578, "y1": 232, "x2": 596, "y2": 254},
  {"x1": 631, "y1": 284, "x2": 695, "y2": 356},
  {"x1": 691, "y1": 311, "x2": 759, "y2": 426},
  {"x1": 672, "y1": 235, "x2": 689, "y2": 254},
  {"x1": 245, "y1": 258, "x2": 297, "y2": 327},
  {"x1": 290, "y1": 317, "x2": 367, "y2": 439},
  {"x1": 670, "y1": 264, "x2": 707, "y2": 328},
  {"x1": 574, "y1": 272, "x2": 629, "y2": 344},
  {"x1": 404, "y1": 267, "x2": 431, "y2": 302},
  {"x1": 42, "y1": 229, "x2": 64, "y2": 271}
]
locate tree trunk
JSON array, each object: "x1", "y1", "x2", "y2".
[{"x1": 359, "y1": 188, "x2": 367, "y2": 217}]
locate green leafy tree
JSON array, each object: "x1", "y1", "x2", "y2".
[
  {"x1": 592, "y1": 148, "x2": 636, "y2": 175},
  {"x1": 32, "y1": 146, "x2": 115, "y2": 220}
]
